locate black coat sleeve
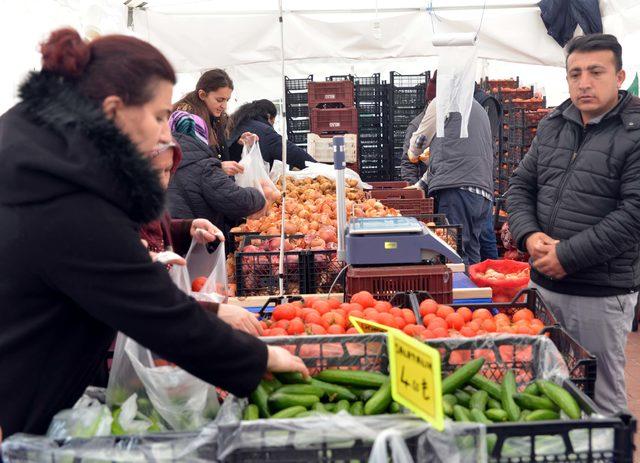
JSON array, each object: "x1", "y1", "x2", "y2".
[
  {"x1": 400, "y1": 113, "x2": 425, "y2": 184},
  {"x1": 200, "y1": 160, "x2": 266, "y2": 221},
  {"x1": 34, "y1": 195, "x2": 268, "y2": 398},
  {"x1": 506, "y1": 135, "x2": 543, "y2": 252},
  {"x1": 556, "y1": 140, "x2": 640, "y2": 274},
  {"x1": 262, "y1": 126, "x2": 315, "y2": 170}
]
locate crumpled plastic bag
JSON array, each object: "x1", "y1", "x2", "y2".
[
  {"x1": 235, "y1": 142, "x2": 278, "y2": 197},
  {"x1": 46, "y1": 400, "x2": 113, "y2": 440},
  {"x1": 270, "y1": 159, "x2": 371, "y2": 190}
]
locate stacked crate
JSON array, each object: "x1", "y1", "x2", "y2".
[
  {"x1": 308, "y1": 78, "x2": 359, "y2": 171},
  {"x1": 388, "y1": 71, "x2": 431, "y2": 180},
  {"x1": 284, "y1": 75, "x2": 313, "y2": 150}
]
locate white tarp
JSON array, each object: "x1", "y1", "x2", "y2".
[{"x1": 1, "y1": 0, "x2": 640, "y2": 112}]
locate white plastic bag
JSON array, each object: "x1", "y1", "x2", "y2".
[
  {"x1": 47, "y1": 401, "x2": 113, "y2": 439},
  {"x1": 436, "y1": 42, "x2": 478, "y2": 138},
  {"x1": 169, "y1": 239, "x2": 229, "y2": 303},
  {"x1": 106, "y1": 334, "x2": 219, "y2": 431},
  {"x1": 271, "y1": 160, "x2": 371, "y2": 190},
  {"x1": 234, "y1": 142, "x2": 277, "y2": 196}
]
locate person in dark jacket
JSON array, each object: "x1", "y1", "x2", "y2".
[
  {"x1": 167, "y1": 111, "x2": 275, "y2": 246},
  {"x1": 507, "y1": 34, "x2": 639, "y2": 414},
  {"x1": 228, "y1": 99, "x2": 316, "y2": 170},
  {"x1": 399, "y1": 109, "x2": 427, "y2": 184},
  {"x1": 0, "y1": 28, "x2": 307, "y2": 437}
]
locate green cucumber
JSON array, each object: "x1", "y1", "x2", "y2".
[
  {"x1": 310, "y1": 378, "x2": 357, "y2": 402},
  {"x1": 487, "y1": 398, "x2": 502, "y2": 410},
  {"x1": 443, "y1": 400, "x2": 454, "y2": 417},
  {"x1": 323, "y1": 403, "x2": 336, "y2": 413},
  {"x1": 249, "y1": 383, "x2": 271, "y2": 418},
  {"x1": 295, "y1": 410, "x2": 328, "y2": 418},
  {"x1": 536, "y1": 380, "x2": 581, "y2": 419},
  {"x1": 513, "y1": 393, "x2": 559, "y2": 412},
  {"x1": 271, "y1": 406, "x2": 307, "y2": 419},
  {"x1": 276, "y1": 384, "x2": 324, "y2": 397},
  {"x1": 523, "y1": 382, "x2": 540, "y2": 396},
  {"x1": 486, "y1": 408, "x2": 508, "y2": 422},
  {"x1": 261, "y1": 377, "x2": 283, "y2": 394},
  {"x1": 268, "y1": 392, "x2": 319, "y2": 412},
  {"x1": 275, "y1": 372, "x2": 310, "y2": 384},
  {"x1": 364, "y1": 380, "x2": 392, "y2": 415},
  {"x1": 524, "y1": 409, "x2": 560, "y2": 421},
  {"x1": 388, "y1": 401, "x2": 401, "y2": 414},
  {"x1": 452, "y1": 405, "x2": 472, "y2": 422},
  {"x1": 519, "y1": 409, "x2": 531, "y2": 421},
  {"x1": 442, "y1": 358, "x2": 485, "y2": 395},
  {"x1": 313, "y1": 402, "x2": 327, "y2": 412},
  {"x1": 360, "y1": 389, "x2": 377, "y2": 402},
  {"x1": 454, "y1": 390, "x2": 472, "y2": 407},
  {"x1": 470, "y1": 408, "x2": 492, "y2": 425},
  {"x1": 470, "y1": 390, "x2": 488, "y2": 411},
  {"x1": 243, "y1": 404, "x2": 259, "y2": 421},
  {"x1": 335, "y1": 399, "x2": 351, "y2": 413},
  {"x1": 314, "y1": 369, "x2": 387, "y2": 388},
  {"x1": 501, "y1": 370, "x2": 520, "y2": 421},
  {"x1": 469, "y1": 374, "x2": 503, "y2": 401},
  {"x1": 464, "y1": 386, "x2": 477, "y2": 394},
  {"x1": 350, "y1": 401, "x2": 364, "y2": 416},
  {"x1": 443, "y1": 394, "x2": 458, "y2": 407}
]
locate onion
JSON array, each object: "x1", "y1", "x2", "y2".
[
  {"x1": 284, "y1": 222, "x2": 298, "y2": 235},
  {"x1": 310, "y1": 238, "x2": 326, "y2": 248}
]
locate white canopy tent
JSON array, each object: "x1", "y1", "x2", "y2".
[{"x1": 1, "y1": 0, "x2": 640, "y2": 112}]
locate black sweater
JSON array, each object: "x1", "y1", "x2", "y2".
[{"x1": 0, "y1": 72, "x2": 268, "y2": 436}]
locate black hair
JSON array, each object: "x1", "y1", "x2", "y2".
[
  {"x1": 565, "y1": 34, "x2": 623, "y2": 71},
  {"x1": 228, "y1": 99, "x2": 278, "y2": 135}
]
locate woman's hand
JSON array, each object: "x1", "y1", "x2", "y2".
[
  {"x1": 266, "y1": 346, "x2": 309, "y2": 378},
  {"x1": 238, "y1": 131, "x2": 259, "y2": 147},
  {"x1": 221, "y1": 161, "x2": 244, "y2": 176},
  {"x1": 217, "y1": 303, "x2": 263, "y2": 336},
  {"x1": 191, "y1": 219, "x2": 225, "y2": 244}
]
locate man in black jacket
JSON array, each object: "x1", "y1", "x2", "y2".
[{"x1": 508, "y1": 34, "x2": 640, "y2": 413}]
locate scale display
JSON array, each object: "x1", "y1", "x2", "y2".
[{"x1": 348, "y1": 217, "x2": 423, "y2": 235}]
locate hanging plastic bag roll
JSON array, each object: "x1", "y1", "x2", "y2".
[{"x1": 432, "y1": 32, "x2": 477, "y2": 47}]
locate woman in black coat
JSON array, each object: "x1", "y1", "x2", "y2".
[
  {"x1": 0, "y1": 28, "x2": 306, "y2": 437},
  {"x1": 228, "y1": 99, "x2": 316, "y2": 169}
]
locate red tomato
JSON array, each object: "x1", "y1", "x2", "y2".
[
  {"x1": 377, "y1": 312, "x2": 396, "y2": 328},
  {"x1": 418, "y1": 329, "x2": 436, "y2": 340},
  {"x1": 304, "y1": 311, "x2": 324, "y2": 326},
  {"x1": 374, "y1": 301, "x2": 393, "y2": 313},
  {"x1": 312, "y1": 300, "x2": 332, "y2": 315},
  {"x1": 422, "y1": 313, "x2": 437, "y2": 327},
  {"x1": 351, "y1": 291, "x2": 376, "y2": 309},
  {"x1": 272, "y1": 304, "x2": 296, "y2": 321},
  {"x1": 269, "y1": 327, "x2": 287, "y2": 336},
  {"x1": 431, "y1": 327, "x2": 449, "y2": 338},
  {"x1": 306, "y1": 323, "x2": 327, "y2": 335},
  {"x1": 472, "y1": 308, "x2": 492, "y2": 321},
  {"x1": 326, "y1": 298, "x2": 341, "y2": 310},
  {"x1": 460, "y1": 326, "x2": 476, "y2": 337},
  {"x1": 389, "y1": 307, "x2": 403, "y2": 318},
  {"x1": 273, "y1": 319, "x2": 290, "y2": 330},
  {"x1": 427, "y1": 317, "x2": 448, "y2": 332},
  {"x1": 419, "y1": 299, "x2": 438, "y2": 316},
  {"x1": 394, "y1": 316, "x2": 407, "y2": 329},
  {"x1": 346, "y1": 327, "x2": 359, "y2": 334},
  {"x1": 303, "y1": 296, "x2": 318, "y2": 308},
  {"x1": 445, "y1": 313, "x2": 465, "y2": 331},
  {"x1": 349, "y1": 310, "x2": 365, "y2": 320},
  {"x1": 403, "y1": 324, "x2": 418, "y2": 336},
  {"x1": 401, "y1": 308, "x2": 417, "y2": 324},
  {"x1": 436, "y1": 305, "x2": 455, "y2": 319},
  {"x1": 191, "y1": 276, "x2": 207, "y2": 292},
  {"x1": 456, "y1": 307, "x2": 473, "y2": 322},
  {"x1": 287, "y1": 318, "x2": 305, "y2": 335},
  {"x1": 327, "y1": 324, "x2": 346, "y2": 334}
]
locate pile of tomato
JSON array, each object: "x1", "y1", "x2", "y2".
[{"x1": 260, "y1": 291, "x2": 545, "y2": 339}]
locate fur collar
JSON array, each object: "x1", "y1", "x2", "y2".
[{"x1": 17, "y1": 71, "x2": 165, "y2": 224}]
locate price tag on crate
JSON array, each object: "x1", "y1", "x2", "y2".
[
  {"x1": 387, "y1": 330, "x2": 444, "y2": 431},
  {"x1": 349, "y1": 316, "x2": 393, "y2": 334}
]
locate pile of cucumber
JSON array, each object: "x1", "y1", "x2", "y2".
[
  {"x1": 443, "y1": 358, "x2": 584, "y2": 424},
  {"x1": 244, "y1": 370, "x2": 402, "y2": 420}
]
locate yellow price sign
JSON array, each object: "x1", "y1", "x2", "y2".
[
  {"x1": 387, "y1": 329, "x2": 444, "y2": 430},
  {"x1": 349, "y1": 316, "x2": 393, "y2": 334}
]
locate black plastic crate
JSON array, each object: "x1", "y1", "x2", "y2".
[
  {"x1": 390, "y1": 71, "x2": 430, "y2": 89},
  {"x1": 286, "y1": 131, "x2": 308, "y2": 144},
  {"x1": 287, "y1": 117, "x2": 309, "y2": 132},
  {"x1": 285, "y1": 75, "x2": 313, "y2": 91},
  {"x1": 303, "y1": 249, "x2": 346, "y2": 294},
  {"x1": 286, "y1": 104, "x2": 308, "y2": 118},
  {"x1": 392, "y1": 88, "x2": 426, "y2": 108},
  {"x1": 234, "y1": 235, "x2": 306, "y2": 297},
  {"x1": 285, "y1": 91, "x2": 308, "y2": 105}
]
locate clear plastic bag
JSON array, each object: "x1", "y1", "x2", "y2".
[
  {"x1": 177, "y1": 239, "x2": 229, "y2": 303},
  {"x1": 106, "y1": 334, "x2": 219, "y2": 432},
  {"x1": 270, "y1": 160, "x2": 371, "y2": 190},
  {"x1": 234, "y1": 142, "x2": 277, "y2": 197},
  {"x1": 46, "y1": 401, "x2": 113, "y2": 440}
]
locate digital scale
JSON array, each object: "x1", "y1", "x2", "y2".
[{"x1": 345, "y1": 216, "x2": 462, "y2": 266}]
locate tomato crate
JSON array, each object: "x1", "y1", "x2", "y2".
[
  {"x1": 378, "y1": 197, "x2": 434, "y2": 215},
  {"x1": 345, "y1": 264, "x2": 453, "y2": 304},
  {"x1": 308, "y1": 80, "x2": 355, "y2": 108},
  {"x1": 368, "y1": 180, "x2": 409, "y2": 189},
  {"x1": 310, "y1": 107, "x2": 358, "y2": 135},
  {"x1": 368, "y1": 188, "x2": 425, "y2": 200},
  {"x1": 234, "y1": 235, "x2": 306, "y2": 297}
]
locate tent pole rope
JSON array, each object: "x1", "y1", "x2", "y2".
[{"x1": 277, "y1": 0, "x2": 287, "y2": 298}]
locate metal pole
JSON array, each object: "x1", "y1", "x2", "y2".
[
  {"x1": 277, "y1": 0, "x2": 288, "y2": 297},
  {"x1": 334, "y1": 136, "x2": 347, "y2": 263}
]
